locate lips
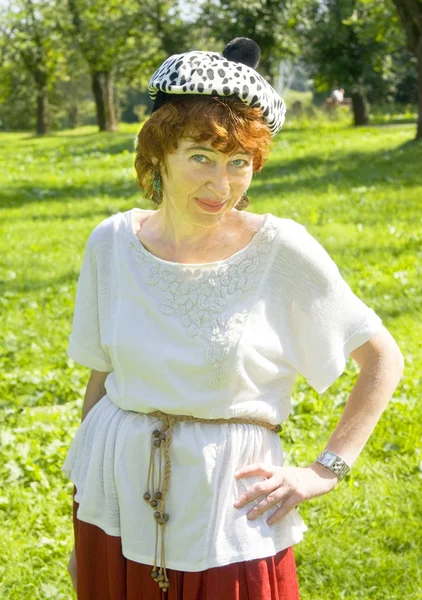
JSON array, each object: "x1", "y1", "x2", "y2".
[{"x1": 196, "y1": 198, "x2": 225, "y2": 207}]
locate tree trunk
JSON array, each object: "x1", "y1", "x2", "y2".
[
  {"x1": 351, "y1": 77, "x2": 369, "y2": 126},
  {"x1": 68, "y1": 104, "x2": 78, "y2": 129},
  {"x1": 36, "y1": 85, "x2": 49, "y2": 135},
  {"x1": 114, "y1": 89, "x2": 122, "y2": 124},
  {"x1": 417, "y1": 42, "x2": 422, "y2": 140},
  {"x1": 92, "y1": 69, "x2": 118, "y2": 132},
  {"x1": 391, "y1": 0, "x2": 422, "y2": 140}
]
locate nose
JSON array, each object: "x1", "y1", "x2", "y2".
[{"x1": 206, "y1": 166, "x2": 232, "y2": 200}]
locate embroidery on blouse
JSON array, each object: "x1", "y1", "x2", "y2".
[{"x1": 128, "y1": 216, "x2": 279, "y2": 388}]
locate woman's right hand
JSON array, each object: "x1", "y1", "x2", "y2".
[{"x1": 68, "y1": 545, "x2": 77, "y2": 593}]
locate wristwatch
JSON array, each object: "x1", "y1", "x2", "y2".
[{"x1": 315, "y1": 450, "x2": 350, "y2": 481}]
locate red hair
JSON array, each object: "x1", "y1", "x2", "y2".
[{"x1": 134, "y1": 96, "x2": 273, "y2": 209}]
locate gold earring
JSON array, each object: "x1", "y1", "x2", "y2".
[{"x1": 236, "y1": 192, "x2": 249, "y2": 210}]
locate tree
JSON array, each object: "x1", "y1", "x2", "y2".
[
  {"x1": 67, "y1": 0, "x2": 133, "y2": 132},
  {"x1": 195, "y1": 0, "x2": 308, "y2": 84},
  {"x1": 0, "y1": 0, "x2": 68, "y2": 135},
  {"x1": 299, "y1": 0, "x2": 408, "y2": 126},
  {"x1": 66, "y1": 0, "x2": 184, "y2": 132},
  {"x1": 391, "y1": 0, "x2": 422, "y2": 140},
  {"x1": 0, "y1": 58, "x2": 35, "y2": 131}
]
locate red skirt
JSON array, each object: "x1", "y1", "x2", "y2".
[{"x1": 72, "y1": 486, "x2": 300, "y2": 599}]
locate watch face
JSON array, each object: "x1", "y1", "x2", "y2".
[
  {"x1": 317, "y1": 451, "x2": 349, "y2": 480},
  {"x1": 322, "y1": 452, "x2": 334, "y2": 467}
]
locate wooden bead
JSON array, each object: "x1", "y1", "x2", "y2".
[
  {"x1": 151, "y1": 568, "x2": 158, "y2": 579},
  {"x1": 158, "y1": 517, "x2": 165, "y2": 524},
  {"x1": 164, "y1": 513, "x2": 169, "y2": 521},
  {"x1": 154, "y1": 511, "x2": 161, "y2": 519},
  {"x1": 153, "y1": 429, "x2": 161, "y2": 437},
  {"x1": 159, "y1": 433, "x2": 166, "y2": 440},
  {"x1": 150, "y1": 499, "x2": 158, "y2": 507},
  {"x1": 154, "y1": 439, "x2": 161, "y2": 447},
  {"x1": 156, "y1": 573, "x2": 164, "y2": 582},
  {"x1": 143, "y1": 492, "x2": 151, "y2": 501},
  {"x1": 154, "y1": 491, "x2": 162, "y2": 499}
]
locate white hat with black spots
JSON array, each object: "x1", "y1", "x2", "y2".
[{"x1": 147, "y1": 37, "x2": 286, "y2": 137}]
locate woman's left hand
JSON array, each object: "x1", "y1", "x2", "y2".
[{"x1": 233, "y1": 463, "x2": 339, "y2": 526}]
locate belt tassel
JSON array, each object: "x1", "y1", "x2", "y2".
[
  {"x1": 143, "y1": 418, "x2": 174, "y2": 592},
  {"x1": 142, "y1": 412, "x2": 282, "y2": 593}
]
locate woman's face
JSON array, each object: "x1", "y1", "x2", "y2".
[{"x1": 156, "y1": 137, "x2": 254, "y2": 220}]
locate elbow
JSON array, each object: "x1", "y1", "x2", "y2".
[
  {"x1": 391, "y1": 350, "x2": 405, "y2": 377},
  {"x1": 384, "y1": 335, "x2": 405, "y2": 376},
  {"x1": 370, "y1": 349, "x2": 405, "y2": 384},
  {"x1": 350, "y1": 326, "x2": 405, "y2": 377}
]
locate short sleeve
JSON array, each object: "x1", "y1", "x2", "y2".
[
  {"x1": 289, "y1": 225, "x2": 383, "y2": 394},
  {"x1": 67, "y1": 233, "x2": 113, "y2": 372}
]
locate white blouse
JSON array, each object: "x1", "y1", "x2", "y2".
[{"x1": 62, "y1": 208, "x2": 383, "y2": 571}]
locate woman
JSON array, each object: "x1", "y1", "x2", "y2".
[{"x1": 63, "y1": 38, "x2": 404, "y2": 599}]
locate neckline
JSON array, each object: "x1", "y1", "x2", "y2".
[{"x1": 128, "y1": 208, "x2": 272, "y2": 268}]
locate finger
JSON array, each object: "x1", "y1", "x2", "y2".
[
  {"x1": 266, "y1": 497, "x2": 299, "y2": 526},
  {"x1": 234, "y1": 477, "x2": 280, "y2": 509},
  {"x1": 246, "y1": 483, "x2": 292, "y2": 519},
  {"x1": 247, "y1": 489, "x2": 289, "y2": 520},
  {"x1": 234, "y1": 462, "x2": 275, "y2": 479}
]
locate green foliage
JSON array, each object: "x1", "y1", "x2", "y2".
[
  {"x1": 0, "y1": 0, "x2": 192, "y2": 133},
  {"x1": 197, "y1": 0, "x2": 310, "y2": 81},
  {"x1": 0, "y1": 0, "x2": 90, "y2": 134},
  {"x1": 67, "y1": 0, "x2": 153, "y2": 73},
  {"x1": 4, "y1": 0, "x2": 69, "y2": 85},
  {"x1": 0, "y1": 66, "x2": 36, "y2": 131},
  {"x1": 66, "y1": 0, "x2": 189, "y2": 83},
  {"x1": 0, "y1": 122, "x2": 421, "y2": 598},
  {"x1": 300, "y1": 0, "x2": 408, "y2": 101}
]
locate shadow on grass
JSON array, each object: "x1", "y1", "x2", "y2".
[
  {"x1": 2, "y1": 128, "x2": 421, "y2": 217},
  {"x1": 369, "y1": 119, "x2": 418, "y2": 127},
  {"x1": 23, "y1": 131, "x2": 100, "y2": 140},
  {"x1": 2, "y1": 132, "x2": 136, "y2": 157},
  {"x1": 251, "y1": 140, "x2": 421, "y2": 220},
  {"x1": 0, "y1": 268, "x2": 77, "y2": 296},
  {"x1": 1, "y1": 178, "x2": 142, "y2": 210}
]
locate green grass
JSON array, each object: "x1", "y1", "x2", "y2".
[{"x1": 1, "y1": 122, "x2": 421, "y2": 599}]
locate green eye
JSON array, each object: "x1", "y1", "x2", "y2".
[{"x1": 191, "y1": 155, "x2": 249, "y2": 167}]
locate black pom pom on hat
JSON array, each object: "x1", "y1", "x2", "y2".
[{"x1": 222, "y1": 37, "x2": 261, "y2": 69}]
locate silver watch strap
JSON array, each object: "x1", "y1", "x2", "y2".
[{"x1": 315, "y1": 450, "x2": 350, "y2": 481}]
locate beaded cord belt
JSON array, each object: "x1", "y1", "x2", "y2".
[{"x1": 142, "y1": 410, "x2": 283, "y2": 593}]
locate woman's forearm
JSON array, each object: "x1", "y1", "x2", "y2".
[
  {"x1": 314, "y1": 353, "x2": 404, "y2": 468},
  {"x1": 233, "y1": 330, "x2": 405, "y2": 522},
  {"x1": 81, "y1": 369, "x2": 110, "y2": 423}
]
